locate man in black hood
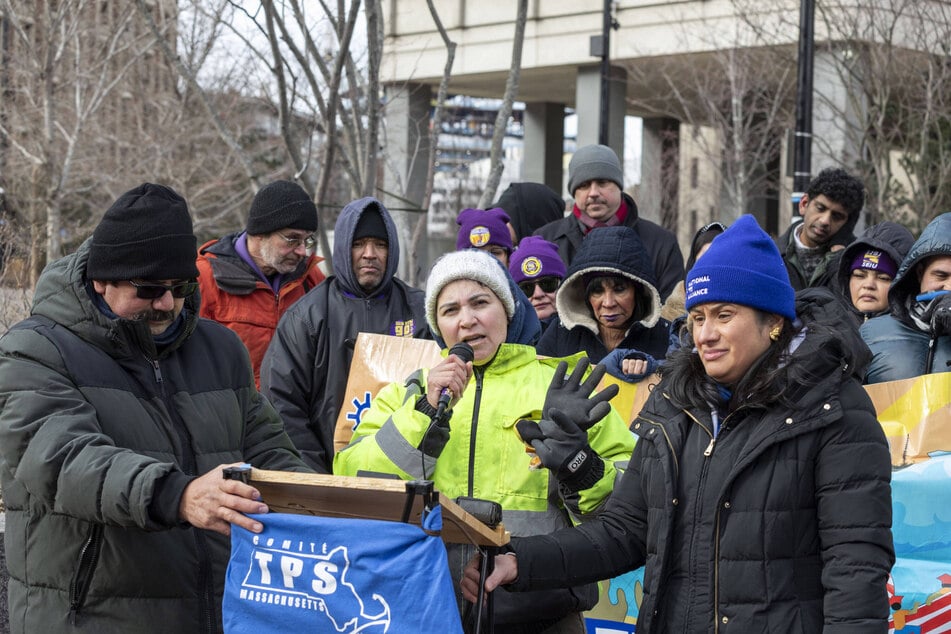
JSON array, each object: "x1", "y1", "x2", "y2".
[{"x1": 260, "y1": 197, "x2": 429, "y2": 472}]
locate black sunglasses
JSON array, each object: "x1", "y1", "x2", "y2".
[
  {"x1": 518, "y1": 277, "x2": 561, "y2": 295},
  {"x1": 128, "y1": 279, "x2": 199, "y2": 300}
]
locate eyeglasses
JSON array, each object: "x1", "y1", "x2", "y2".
[
  {"x1": 518, "y1": 277, "x2": 561, "y2": 296},
  {"x1": 128, "y1": 279, "x2": 199, "y2": 300},
  {"x1": 277, "y1": 232, "x2": 317, "y2": 250}
]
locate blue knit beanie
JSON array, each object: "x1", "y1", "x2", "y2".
[{"x1": 684, "y1": 214, "x2": 796, "y2": 320}]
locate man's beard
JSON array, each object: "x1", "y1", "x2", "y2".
[
  {"x1": 133, "y1": 309, "x2": 175, "y2": 323},
  {"x1": 261, "y1": 240, "x2": 301, "y2": 274}
]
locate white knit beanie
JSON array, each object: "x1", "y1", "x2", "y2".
[{"x1": 425, "y1": 250, "x2": 516, "y2": 338}]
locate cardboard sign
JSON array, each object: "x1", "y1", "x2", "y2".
[
  {"x1": 864, "y1": 373, "x2": 951, "y2": 467},
  {"x1": 333, "y1": 334, "x2": 442, "y2": 452}
]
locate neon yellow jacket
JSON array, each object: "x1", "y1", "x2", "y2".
[{"x1": 334, "y1": 344, "x2": 635, "y2": 536}]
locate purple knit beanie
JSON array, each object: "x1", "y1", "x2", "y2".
[
  {"x1": 850, "y1": 249, "x2": 898, "y2": 278},
  {"x1": 455, "y1": 207, "x2": 513, "y2": 252},
  {"x1": 508, "y1": 236, "x2": 566, "y2": 284}
]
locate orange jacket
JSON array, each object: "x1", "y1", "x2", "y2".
[{"x1": 196, "y1": 234, "x2": 325, "y2": 386}]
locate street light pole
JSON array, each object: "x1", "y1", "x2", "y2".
[
  {"x1": 791, "y1": 0, "x2": 816, "y2": 218},
  {"x1": 598, "y1": 0, "x2": 613, "y2": 146}
]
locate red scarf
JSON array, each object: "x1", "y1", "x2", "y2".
[{"x1": 573, "y1": 198, "x2": 628, "y2": 233}]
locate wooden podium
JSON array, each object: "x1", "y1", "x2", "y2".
[{"x1": 239, "y1": 468, "x2": 509, "y2": 548}]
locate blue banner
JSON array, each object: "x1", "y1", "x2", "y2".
[{"x1": 224, "y1": 508, "x2": 462, "y2": 633}]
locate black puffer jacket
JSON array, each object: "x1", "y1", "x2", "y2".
[
  {"x1": 510, "y1": 289, "x2": 895, "y2": 633},
  {"x1": 0, "y1": 240, "x2": 309, "y2": 634}
]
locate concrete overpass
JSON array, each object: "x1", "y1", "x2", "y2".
[{"x1": 379, "y1": 0, "x2": 945, "y2": 254}]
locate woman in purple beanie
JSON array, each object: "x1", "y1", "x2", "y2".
[
  {"x1": 455, "y1": 207, "x2": 515, "y2": 267},
  {"x1": 834, "y1": 221, "x2": 915, "y2": 325},
  {"x1": 508, "y1": 236, "x2": 566, "y2": 333}
]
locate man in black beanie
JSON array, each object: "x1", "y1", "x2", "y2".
[
  {"x1": 261, "y1": 197, "x2": 430, "y2": 472},
  {"x1": 197, "y1": 180, "x2": 326, "y2": 387},
  {"x1": 0, "y1": 183, "x2": 311, "y2": 633}
]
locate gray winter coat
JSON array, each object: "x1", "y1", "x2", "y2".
[
  {"x1": 260, "y1": 197, "x2": 429, "y2": 473},
  {"x1": 0, "y1": 240, "x2": 309, "y2": 633}
]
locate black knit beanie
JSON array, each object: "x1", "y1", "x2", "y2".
[
  {"x1": 353, "y1": 207, "x2": 388, "y2": 242},
  {"x1": 246, "y1": 180, "x2": 318, "y2": 235},
  {"x1": 86, "y1": 183, "x2": 199, "y2": 281}
]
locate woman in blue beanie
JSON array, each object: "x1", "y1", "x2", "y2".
[{"x1": 463, "y1": 215, "x2": 895, "y2": 633}]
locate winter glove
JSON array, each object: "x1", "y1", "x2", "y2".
[
  {"x1": 416, "y1": 395, "x2": 451, "y2": 458},
  {"x1": 516, "y1": 409, "x2": 604, "y2": 491},
  {"x1": 601, "y1": 348, "x2": 661, "y2": 383},
  {"x1": 543, "y1": 359, "x2": 619, "y2": 431},
  {"x1": 931, "y1": 293, "x2": 951, "y2": 337}
]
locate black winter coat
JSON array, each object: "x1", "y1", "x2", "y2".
[
  {"x1": 509, "y1": 290, "x2": 895, "y2": 633},
  {"x1": 260, "y1": 197, "x2": 429, "y2": 473}
]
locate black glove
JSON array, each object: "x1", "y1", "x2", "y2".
[
  {"x1": 542, "y1": 359, "x2": 619, "y2": 431},
  {"x1": 516, "y1": 410, "x2": 604, "y2": 492},
  {"x1": 931, "y1": 294, "x2": 951, "y2": 337},
  {"x1": 416, "y1": 396, "x2": 451, "y2": 458}
]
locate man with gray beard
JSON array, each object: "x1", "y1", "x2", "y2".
[{"x1": 197, "y1": 180, "x2": 326, "y2": 387}]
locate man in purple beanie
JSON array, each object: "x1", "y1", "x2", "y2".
[
  {"x1": 455, "y1": 207, "x2": 515, "y2": 266},
  {"x1": 509, "y1": 236, "x2": 566, "y2": 333}
]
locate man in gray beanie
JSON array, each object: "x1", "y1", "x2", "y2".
[
  {"x1": 197, "y1": 179, "x2": 326, "y2": 387},
  {"x1": 533, "y1": 143, "x2": 684, "y2": 301},
  {"x1": 0, "y1": 183, "x2": 311, "y2": 633}
]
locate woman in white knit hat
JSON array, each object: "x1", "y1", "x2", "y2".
[{"x1": 335, "y1": 249, "x2": 635, "y2": 633}]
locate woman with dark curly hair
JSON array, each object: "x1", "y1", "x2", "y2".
[{"x1": 463, "y1": 215, "x2": 895, "y2": 633}]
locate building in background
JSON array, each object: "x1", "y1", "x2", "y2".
[{"x1": 380, "y1": 0, "x2": 951, "y2": 261}]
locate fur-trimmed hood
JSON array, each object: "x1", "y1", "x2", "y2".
[{"x1": 555, "y1": 226, "x2": 661, "y2": 336}]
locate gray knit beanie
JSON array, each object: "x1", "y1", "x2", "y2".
[
  {"x1": 425, "y1": 250, "x2": 516, "y2": 338},
  {"x1": 567, "y1": 144, "x2": 624, "y2": 195}
]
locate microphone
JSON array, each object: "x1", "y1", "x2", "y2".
[{"x1": 434, "y1": 342, "x2": 474, "y2": 421}]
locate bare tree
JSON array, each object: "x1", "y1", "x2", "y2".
[
  {"x1": 625, "y1": 35, "x2": 794, "y2": 229},
  {"x1": 814, "y1": 0, "x2": 951, "y2": 228},
  {"x1": 0, "y1": 0, "x2": 155, "y2": 283},
  {"x1": 733, "y1": 0, "x2": 951, "y2": 230},
  {"x1": 476, "y1": 0, "x2": 529, "y2": 210}
]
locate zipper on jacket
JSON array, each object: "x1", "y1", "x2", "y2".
[
  {"x1": 150, "y1": 358, "x2": 164, "y2": 384},
  {"x1": 68, "y1": 524, "x2": 104, "y2": 625},
  {"x1": 466, "y1": 368, "x2": 485, "y2": 497},
  {"x1": 195, "y1": 530, "x2": 215, "y2": 633},
  {"x1": 149, "y1": 352, "x2": 212, "y2": 631},
  {"x1": 683, "y1": 412, "x2": 718, "y2": 630},
  {"x1": 714, "y1": 508, "x2": 723, "y2": 634}
]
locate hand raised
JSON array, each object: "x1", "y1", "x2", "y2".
[{"x1": 543, "y1": 359, "x2": 619, "y2": 430}]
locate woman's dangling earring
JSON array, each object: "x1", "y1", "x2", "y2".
[{"x1": 769, "y1": 325, "x2": 782, "y2": 341}]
